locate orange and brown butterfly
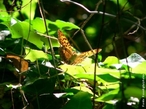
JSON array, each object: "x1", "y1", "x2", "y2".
[{"x1": 57, "y1": 30, "x2": 102, "y2": 65}]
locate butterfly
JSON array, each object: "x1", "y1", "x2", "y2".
[{"x1": 58, "y1": 30, "x2": 102, "y2": 65}]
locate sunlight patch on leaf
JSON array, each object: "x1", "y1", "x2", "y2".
[
  {"x1": 3, "y1": 21, "x2": 44, "y2": 49},
  {"x1": 59, "y1": 64, "x2": 85, "y2": 76},
  {"x1": 103, "y1": 56, "x2": 119, "y2": 66},
  {"x1": 25, "y1": 47, "x2": 48, "y2": 62},
  {"x1": 132, "y1": 61, "x2": 146, "y2": 74}
]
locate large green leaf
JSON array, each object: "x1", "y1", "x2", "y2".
[
  {"x1": 25, "y1": 47, "x2": 49, "y2": 62},
  {"x1": 31, "y1": 18, "x2": 80, "y2": 33},
  {"x1": 55, "y1": 20, "x2": 80, "y2": 30},
  {"x1": 62, "y1": 91, "x2": 92, "y2": 109},
  {"x1": 59, "y1": 64, "x2": 125, "y2": 83},
  {"x1": 95, "y1": 89, "x2": 120, "y2": 104},
  {"x1": 30, "y1": 17, "x2": 51, "y2": 33}
]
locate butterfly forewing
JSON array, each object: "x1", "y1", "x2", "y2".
[
  {"x1": 58, "y1": 30, "x2": 72, "y2": 49},
  {"x1": 58, "y1": 30, "x2": 77, "y2": 64}
]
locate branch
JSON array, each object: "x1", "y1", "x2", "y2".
[{"x1": 60, "y1": 0, "x2": 146, "y2": 30}]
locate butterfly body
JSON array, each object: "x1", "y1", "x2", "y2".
[{"x1": 58, "y1": 30, "x2": 101, "y2": 65}]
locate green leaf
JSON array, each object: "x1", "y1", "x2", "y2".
[
  {"x1": 3, "y1": 20, "x2": 44, "y2": 49},
  {"x1": 0, "y1": 14, "x2": 10, "y2": 22},
  {"x1": 72, "y1": 85, "x2": 93, "y2": 95},
  {"x1": 30, "y1": 17, "x2": 51, "y2": 33},
  {"x1": 62, "y1": 91, "x2": 92, "y2": 109},
  {"x1": 40, "y1": 36, "x2": 60, "y2": 48},
  {"x1": 95, "y1": 89, "x2": 120, "y2": 104},
  {"x1": 13, "y1": 0, "x2": 37, "y2": 20},
  {"x1": 103, "y1": 56, "x2": 119, "y2": 66},
  {"x1": 59, "y1": 64, "x2": 85, "y2": 76},
  {"x1": 23, "y1": 64, "x2": 56, "y2": 94},
  {"x1": 55, "y1": 20, "x2": 80, "y2": 30},
  {"x1": 23, "y1": 78, "x2": 55, "y2": 94},
  {"x1": 102, "y1": 104, "x2": 115, "y2": 109},
  {"x1": 31, "y1": 18, "x2": 79, "y2": 33},
  {"x1": 132, "y1": 61, "x2": 146, "y2": 74},
  {"x1": 124, "y1": 86, "x2": 146, "y2": 99},
  {"x1": 25, "y1": 47, "x2": 49, "y2": 62},
  {"x1": 112, "y1": 0, "x2": 130, "y2": 9}
]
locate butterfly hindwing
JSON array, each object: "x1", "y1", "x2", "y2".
[
  {"x1": 59, "y1": 47, "x2": 76, "y2": 64},
  {"x1": 71, "y1": 49, "x2": 102, "y2": 65}
]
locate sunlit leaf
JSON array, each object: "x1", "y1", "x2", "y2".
[
  {"x1": 132, "y1": 61, "x2": 146, "y2": 74},
  {"x1": 55, "y1": 20, "x2": 80, "y2": 30},
  {"x1": 103, "y1": 56, "x2": 119, "y2": 66},
  {"x1": 25, "y1": 47, "x2": 48, "y2": 62}
]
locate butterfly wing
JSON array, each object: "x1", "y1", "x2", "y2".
[
  {"x1": 59, "y1": 46, "x2": 75, "y2": 64},
  {"x1": 58, "y1": 30, "x2": 102, "y2": 65},
  {"x1": 58, "y1": 30, "x2": 72, "y2": 49},
  {"x1": 58, "y1": 30, "x2": 77, "y2": 64},
  {"x1": 71, "y1": 49, "x2": 102, "y2": 65},
  {"x1": 80, "y1": 48, "x2": 102, "y2": 57}
]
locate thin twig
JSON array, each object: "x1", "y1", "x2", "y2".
[
  {"x1": 11, "y1": 89, "x2": 15, "y2": 109},
  {"x1": 72, "y1": 0, "x2": 102, "y2": 57},
  {"x1": 36, "y1": 32, "x2": 58, "y2": 41},
  {"x1": 125, "y1": 15, "x2": 146, "y2": 35},
  {"x1": 60, "y1": 0, "x2": 146, "y2": 30},
  {"x1": 81, "y1": 0, "x2": 102, "y2": 29},
  {"x1": 93, "y1": 0, "x2": 106, "y2": 108},
  {"x1": 20, "y1": 90, "x2": 29, "y2": 109},
  {"x1": 73, "y1": 0, "x2": 102, "y2": 35},
  {"x1": 37, "y1": 0, "x2": 64, "y2": 104},
  {"x1": 37, "y1": 0, "x2": 57, "y2": 65},
  {"x1": 60, "y1": 0, "x2": 114, "y2": 17}
]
